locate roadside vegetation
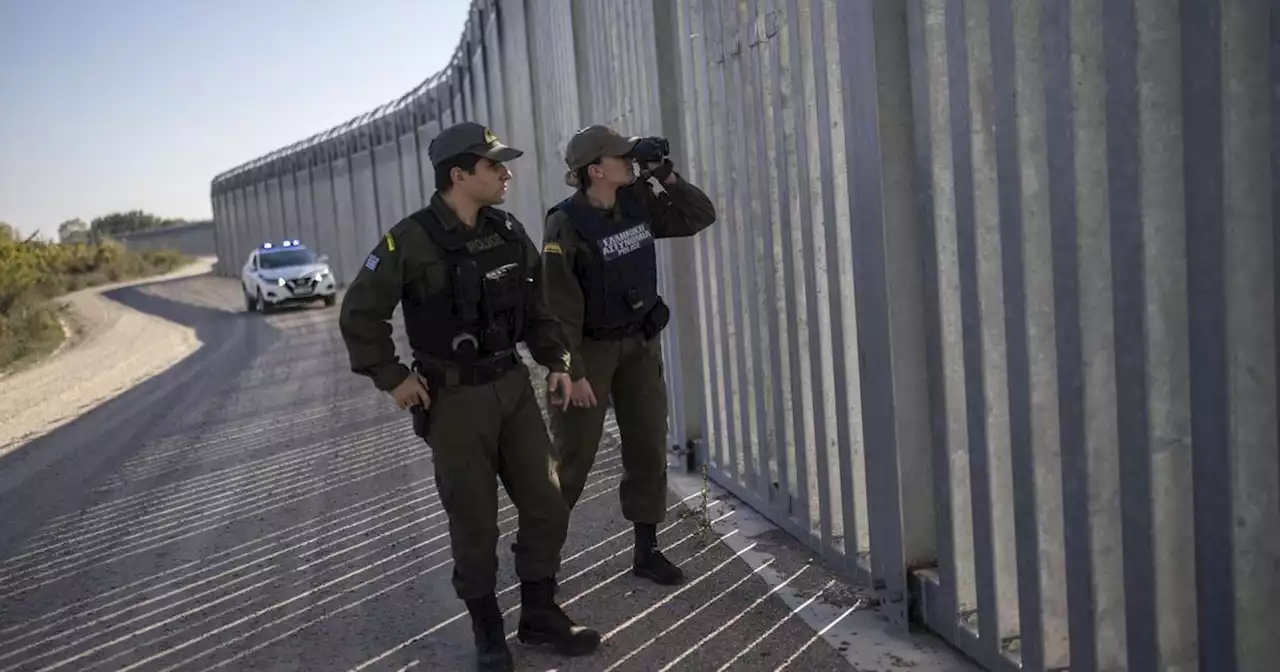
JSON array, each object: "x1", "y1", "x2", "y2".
[{"x1": 0, "y1": 218, "x2": 191, "y2": 373}]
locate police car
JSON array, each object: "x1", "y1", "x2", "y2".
[{"x1": 240, "y1": 240, "x2": 337, "y2": 313}]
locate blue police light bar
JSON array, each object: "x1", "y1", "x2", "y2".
[{"x1": 262, "y1": 240, "x2": 303, "y2": 250}]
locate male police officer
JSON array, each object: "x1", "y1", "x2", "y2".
[
  {"x1": 540, "y1": 125, "x2": 716, "y2": 587},
  {"x1": 339, "y1": 121, "x2": 600, "y2": 671}
]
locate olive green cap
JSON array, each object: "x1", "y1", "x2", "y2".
[
  {"x1": 428, "y1": 121, "x2": 523, "y2": 167},
  {"x1": 564, "y1": 125, "x2": 640, "y2": 169}
]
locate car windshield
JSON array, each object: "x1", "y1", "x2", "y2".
[{"x1": 259, "y1": 249, "x2": 317, "y2": 269}]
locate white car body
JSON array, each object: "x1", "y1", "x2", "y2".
[{"x1": 240, "y1": 242, "x2": 338, "y2": 312}]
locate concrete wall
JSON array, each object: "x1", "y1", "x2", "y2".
[
  {"x1": 113, "y1": 220, "x2": 217, "y2": 258},
  {"x1": 208, "y1": 1, "x2": 1278, "y2": 670}
]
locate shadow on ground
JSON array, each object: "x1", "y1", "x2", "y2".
[{"x1": 0, "y1": 270, "x2": 857, "y2": 672}]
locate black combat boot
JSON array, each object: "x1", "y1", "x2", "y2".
[
  {"x1": 516, "y1": 578, "x2": 600, "y2": 656},
  {"x1": 632, "y1": 523, "x2": 684, "y2": 585},
  {"x1": 464, "y1": 594, "x2": 514, "y2": 672}
]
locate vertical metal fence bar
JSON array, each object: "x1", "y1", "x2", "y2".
[
  {"x1": 905, "y1": 0, "x2": 960, "y2": 644},
  {"x1": 877, "y1": 0, "x2": 937, "y2": 612},
  {"x1": 780, "y1": 0, "x2": 814, "y2": 539},
  {"x1": 1012, "y1": 0, "x2": 1078, "y2": 664},
  {"x1": 618, "y1": 0, "x2": 630, "y2": 124},
  {"x1": 1222, "y1": 2, "x2": 1280, "y2": 668},
  {"x1": 675, "y1": 0, "x2": 715, "y2": 465},
  {"x1": 815, "y1": 0, "x2": 857, "y2": 574},
  {"x1": 254, "y1": 181, "x2": 269, "y2": 247},
  {"x1": 294, "y1": 165, "x2": 311, "y2": 250},
  {"x1": 718, "y1": 0, "x2": 761, "y2": 498},
  {"x1": 633, "y1": 1, "x2": 652, "y2": 129},
  {"x1": 687, "y1": 0, "x2": 715, "y2": 469},
  {"x1": 706, "y1": 0, "x2": 741, "y2": 486},
  {"x1": 739, "y1": 0, "x2": 778, "y2": 509},
  {"x1": 264, "y1": 176, "x2": 278, "y2": 241},
  {"x1": 233, "y1": 189, "x2": 249, "y2": 272},
  {"x1": 644, "y1": 0, "x2": 663, "y2": 130},
  {"x1": 1101, "y1": 1, "x2": 1159, "y2": 669},
  {"x1": 1274, "y1": 15, "x2": 1280, "y2": 616},
  {"x1": 711, "y1": 0, "x2": 741, "y2": 478},
  {"x1": 925, "y1": 0, "x2": 983, "y2": 648},
  {"x1": 943, "y1": 1, "x2": 1002, "y2": 655},
  {"x1": 1181, "y1": 2, "x2": 1234, "y2": 670},
  {"x1": 800, "y1": 0, "x2": 837, "y2": 560},
  {"x1": 987, "y1": 0, "x2": 1043, "y2": 667},
  {"x1": 968, "y1": 0, "x2": 1026, "y2": 653},
  {"x1": 1074, "y1": 1, "x2": 1132, "y2": 667},
  {"x1": 1040, "y1": 3, "x2": 1102, "y2": 670},
  {"x1": 773, "y1": 0, "x2": 803, "y2": 527},
  {"x1": 685, "y1": 0, "x2": 728, "y2": 475},
  {"x1": 651, "y1": 0, "x2": 692, "y2": 459},
  {"x1": 756, "y1": 0, "x2": 793, "y2": 515},
  {"x1": 832, "y1": 0, "x2": 910, "y2": 616},
  {"x1": 1133, "y1": 0, "x2": 1199, "y2": 667},
  {"x1": 592, "y1": 1, "x2": 609, "y2": 123}
]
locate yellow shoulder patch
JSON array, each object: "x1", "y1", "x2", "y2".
[
  {"x1": 543, "y1": 241, "x2": 563, "y2": 255},
  {"x1": 384, "y1": 233, "x2": 396, "y2": 252}
]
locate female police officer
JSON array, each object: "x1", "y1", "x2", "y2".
[
  {"x1": 539, "y1": 125, "x2": 716, "y2": 587},
  {"x1": 339, "y1": 121, "x2": 599, "y2": 671}
]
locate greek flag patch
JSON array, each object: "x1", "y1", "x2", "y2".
[{"x1": 364, "y1": 254, "x2": 380, "y2": 271}]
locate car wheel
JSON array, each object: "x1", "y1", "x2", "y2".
[
  {"x1": 323, "y1": 295, "x2": 336, "y2": 308},
  {"x1": 244, "y1": 289, "x2": 255, "y2": 312},
  {"x1": 256, "y1": 289, "x2": 270, "y2": 314}
]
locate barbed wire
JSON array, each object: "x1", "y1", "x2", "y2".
[{"x1": 210, "y1": 0, "x2": 486, "y2": 192}]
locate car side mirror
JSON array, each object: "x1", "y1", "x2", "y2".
[{"x1": 317, "y1": 254, "x2": 329, "y2": 264}]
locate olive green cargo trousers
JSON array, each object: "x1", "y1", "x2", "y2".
[
  {"x1": 549, "y1": 335, "x2": 669, "y2": 524},
  {"x1": 418, "y1": 363, "x2": 569, "y2": 600}
]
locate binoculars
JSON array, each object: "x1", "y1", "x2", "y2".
[{"x1": 628, "y1": 137, "x2": 670, "y2": 164}]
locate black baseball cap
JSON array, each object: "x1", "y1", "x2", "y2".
[{"x1": 428, "y1": 121, "x2": 523, "y2": 167}]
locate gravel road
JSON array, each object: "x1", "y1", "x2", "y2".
[
  {"x1": 0, "y1": 259, "x2": 218, "y2": 459},
  {"x1": 0, "y1": 269, "x2": 872, "y2": 671}
]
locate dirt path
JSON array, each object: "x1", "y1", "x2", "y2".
[{"x1": 0, "y1": 257, "x2": 219, "y2": 459}]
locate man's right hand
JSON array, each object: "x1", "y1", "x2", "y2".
[
  {"x1": 570, "y1": 378, "x2": 597, "y2": 409},
  {"x1": 391, "y1": 372, "x2": 431, "y2": 410}
]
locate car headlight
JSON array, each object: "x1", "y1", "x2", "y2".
[
  {"x1": 315, "y1": 268, "x2": 332, "y2": 282},
  {"x1": 276, "y1": 277, "x2": 287, "y2": 287}
]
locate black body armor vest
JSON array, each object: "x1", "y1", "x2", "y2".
[{"x1": 401, "y1": 209, "x2": 528, "y2": 365}]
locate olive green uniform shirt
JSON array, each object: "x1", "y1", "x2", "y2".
[
  {"x1": 540, "y1": 172, "x2": 717, "y2": 380},
  {"x1": 339, "y1": 192, "x2": 572, "y2": 392}
]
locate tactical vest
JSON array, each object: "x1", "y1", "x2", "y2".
[
  {"x1": 550, "y1": 192, "x2": 660, "y2": 337},
  {"x1": 401, "y1": 209, "x2": 528, "y2": 365}
]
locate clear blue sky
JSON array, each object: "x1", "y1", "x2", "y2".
[{"x1": 0, "y1": 0, "x2": 471, "y2": 239}]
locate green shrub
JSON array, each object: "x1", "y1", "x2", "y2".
[{"x1": 0, "y1": 236, "x2": 191, "y2": 372}]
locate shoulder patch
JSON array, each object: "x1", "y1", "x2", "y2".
[
  {"x1": 383, "y1": 233, "x2": 395, "y2": 251},
  {"x1": 364, "y1": 254, "x2": 380, "y2": 271},
  {"x1": 543, "y1": 241, "x2": 563, "y2": 255}
]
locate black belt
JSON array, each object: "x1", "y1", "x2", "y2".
[
  {"x1": 583, "y1": 321, "x2": 643, "y2": 341},
  {"x1": 413, "y1": 351, "x2": 519, "y2": 388}
]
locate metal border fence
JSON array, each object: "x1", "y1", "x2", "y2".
[{"x1": 209, "y1": 2, "x2": 1278, "y2": 670}]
